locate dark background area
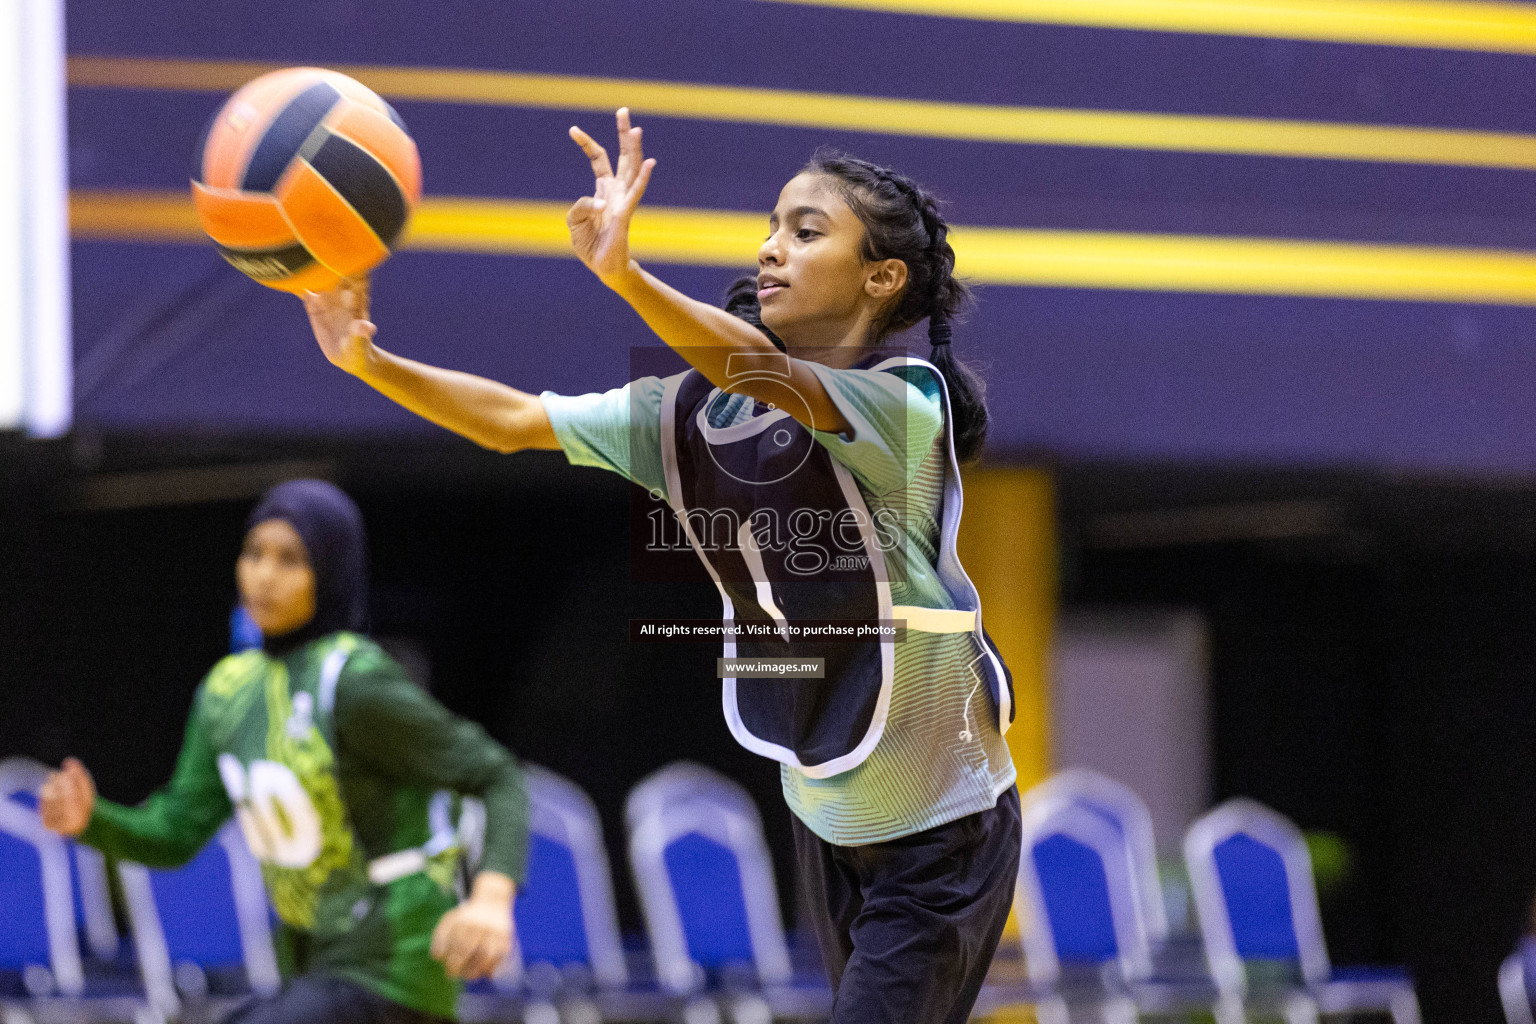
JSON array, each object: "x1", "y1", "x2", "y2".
[
  {"x1": 7, "y1": 439, "x2": 1536, "y2": 1022},
  {"x1": 1063, "y1": 468, "x2": 1536, "y2": 1024}
]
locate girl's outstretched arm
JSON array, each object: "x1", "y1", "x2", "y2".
[
  {"x1": 567, "y1": 110, "x2": 851, "y2": 434},
  {"x1": 302, "y1": 278, "x2": 559, "y2": 454}
]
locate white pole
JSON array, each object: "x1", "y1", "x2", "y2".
[
  {"x1": 0, "y1": 0, "x2": 26, "y2": 431},
  {"x1": 20, "y1": 0, "x2": 72, "y2": 437}
]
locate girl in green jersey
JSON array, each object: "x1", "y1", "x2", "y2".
[{"x1": 41, "y1": 480, "x2": 529, "y2": 1024}]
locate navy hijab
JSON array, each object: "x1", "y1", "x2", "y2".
[{"x1": 246, "y1": 479, "x2": 368, "y2": 654}]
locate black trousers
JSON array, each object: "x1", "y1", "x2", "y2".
[
  {"x1": 223, "y1": 976, "x2": 451, "y2": 1024},
  {"x1": 792, "y1": 786, "x2": 1022, "y2": 1024}
]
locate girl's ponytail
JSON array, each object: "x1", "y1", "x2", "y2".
[
  {"x1": 914, "y1": 197, "x2": 988, "y2": 462},
  {"x1": 926, "y1": 306, "x2": 988, "y2": 461}
]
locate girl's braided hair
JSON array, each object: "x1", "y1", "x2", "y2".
[{"x1": 724, "y1": 150, "x2": 988, "y2": 461}]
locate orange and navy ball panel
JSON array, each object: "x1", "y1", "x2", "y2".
[
  {"x1": 193, "y1": 68, "x2": 317, "y2": 190},
  {"x1": 214, "y1": 243, "x2": 342, "y2": 295},
  {"x1": 192, "y1": 68, "x2": 419, "y2": 290},
  {"x1": 215, "y1": 241, "x2": 315, "y2": 283},
  {"x1": 276, "y1": 160, "x2": 392, "y2": 279},
  {"x1": 194, "y1": 68, "x2": 394, "y2": 188},
  {"x1": 236, "y1": 80, "x2": 350, "y2": 192},
  {"x1": 326, "y1": 103, "x2": 422, "y2": 206},
  {"x1": 293, "y1": 116, "x2": 411, "y2": 248},
  {"x1": 190, "y1": 182, "x2": 292, "y2": 251}
]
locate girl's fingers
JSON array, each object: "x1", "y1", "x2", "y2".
[
  {"x1": 429, "y1": 912, "x2": 463, "y2": 964},
  {"x1": 465, "y1": 931, "x2": 504, "y2": 979},
  {"x1": 429, "y1": 918, "x2": 450, "y2": 961},
  {"x1": 41, "y1": 763, "x2": 87, "y2": 832},
  {"x1": 450, "y1": 936, "x2": 482, "y2": 978},
  {"x1": 467, "y1": 945, "x2": 503, "y2": 980},
  {"x1": 625, "y1": 157, "x2": 657, "y2": 211},
  {"x1": 613, "y1": 139, "x2": 630, "y2": 189},
  {"x1": 341, "y1": 277, "x2": 367, "y2": 319},
  {"x1": 484, "y1": 932, "x2": 511, "y2": 973},
  {"x1": 301, "y1": 291, "x2": 334, "y2": 323},
  {"x1": 566, "y1": 196, "x2": 604, "y2": 226},
  {"x1": 616, "y1": 109, "x2": 642, "y2": 187},
  {"x1": 622, "y1": 128, "x2": 644, "y2": 188},
  {"x1": 445, "y1": 931, "x2": 477, "y2": 977},
  {"x1": 569, "y1": 126, "x2": 614, "y2": 180},
  {"x1": 59, "y1": 763, "x2": 81, "y2": 801}
]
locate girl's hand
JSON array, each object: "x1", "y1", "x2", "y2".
[
  {"x1": 40, "y1": 758, "x2": 96, "y2": 837},
  {"x1": 567, "y1": 108, "x2": 656, "y2": 286},
  {"x1": 430, "y1": 871, "x2": 515, "y2": 979},
  {"x1": 302, "y1": 277, "x2": 376, "y2": 376}
]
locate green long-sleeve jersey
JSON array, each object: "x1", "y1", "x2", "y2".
[{"x1": 80, "y1": 632, "x2": 528, "y2": 1020}]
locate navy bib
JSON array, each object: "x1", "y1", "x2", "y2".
[{"x1": 659, "y1": 354, "x2": 1013, "y2": 777}]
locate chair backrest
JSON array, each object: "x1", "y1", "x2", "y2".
[
  {"x1": 1500, "y1": 946, "x2": 1536, "y2": 1024},
  {"x1": 230, "y1": 606, "x2": 263, "y2": 653},
  {"x1": 0, "y1": 757, "x2": 118, "y2": 962},
  {"x1": 0, "y1": 793, "x2": 83, "y2": 996},
  {"x1": 1183, "y1": 798, "x2": 1329, "y2": 993},
  {"x1": 121, "y1": 820, "x2": 279, "y2": 1013},
  {"x1": 624, "y1": 760, "x2": 761, "y2": 832},
  {"x1": 512, "y1": 765, "x2": 627, "y2": 991},
  {"x1": 1028, "y1": 768, "x2": 1168, "y2": 943},
  {"x1": 0, "y1": 759, "x2": 51, "y2": 800},
  {"x1": 626, "y1": 762, "x2": 790, "y2": 994},
  {"x1": 1016, "y1": 793, "x2": 1153, "y2": 987}
]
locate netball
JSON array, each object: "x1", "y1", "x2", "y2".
[{"x1": 191, "y1": 67, "x2": 421, "y2": 293}]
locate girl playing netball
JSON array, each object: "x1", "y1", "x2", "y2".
[
  {"x1": 41, "y1": 480, "x2": 527, "y2": 1024},
  {"x1": 303, "y1": 110, "x2": 1020, "y2": 1024}
]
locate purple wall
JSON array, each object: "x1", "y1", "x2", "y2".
[{"x1": 65, "y1": 0, "x2": 1536, "y2": 474}]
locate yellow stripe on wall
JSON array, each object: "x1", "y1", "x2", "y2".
[
  {"x1": 70, "y1": 189, "x2": 1536, "y2": 306},
  {"x1": 764, "y1": 0, "x2": 1536, "y2": 57},
  {"x1": 955, "y1": 227, "x2": 1536, "y2": 304},
  {"x1": 67, "y1": 55, "x2": 1536, "y2": 173}
]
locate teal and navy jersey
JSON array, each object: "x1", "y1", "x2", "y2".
[
  {"x1": 540, "y1": 362, "x2": 1017, "y2": 846},
  {"x1": 81, "y1": 632, "x2": 528, "y2": 1019}
]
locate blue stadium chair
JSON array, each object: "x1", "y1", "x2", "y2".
[
  {"x1": 460, "y1": 765, "x2": 637, "y2": 1024},
  {"x1": 0, "y1": 791, "x2": 84, "y2": 1000},
  {"x1": 624, "y1": 761, "x2": 756, "y2": 832},
  {"x1": 513, "y1": 766, "x2": 627, "y2": 990},
  {"x1": 625, "y1": 762, "x2": 801, "y2": 1022},
  {"x1": 1013, "y1": 775, "x2": 1220, "y2": 1024},
  {"x1": 1016, "y1": 792, "x2": 1156, "y2": 1024},
  {"x1": 1026, "y1": 768, "x2": 1168, "y2": 946},
  {"x1": 1499, "y1": 938, "x2": 1536, "y2": 1024},
  {"x1": 0, "y1": 758, "x2": 119, "y2": 965},
  {"x1": 119, "y1": 821, "x2": 279, "y2": 1017},
  {"x1": 1184, "y1": 798, "x2": 1421, "y2": 1024}
]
